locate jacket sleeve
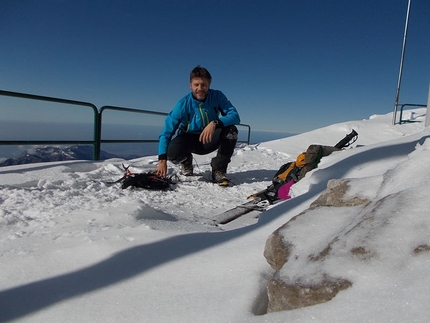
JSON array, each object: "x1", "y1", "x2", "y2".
[
  {"x1": 158, "y1": 101, "x2": 184, "y2": 159},
  {"x1": 216, "y1": 91, "x2": 240, "y2": 126}
]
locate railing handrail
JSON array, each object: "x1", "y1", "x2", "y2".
[
  {"x1": 0, "y1": 89, "x2": 98, "y2": 110},
  {"x1": 99, "y1": 105, "x2": 169, "y2": 116},
  {"x1": 0, "y1": 89, "x2": 100, "y2": 159},
  {"x1": 0, "y1": 90, "x2": 251, "y2": 161}
]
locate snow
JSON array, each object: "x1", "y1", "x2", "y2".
[{"x1": 1, "y1": 109, "x2": 430, "y2": 322}]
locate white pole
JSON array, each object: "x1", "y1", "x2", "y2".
[
  {"x1": 425, "y1": 83, "x2": 430, "y2": 127},
  {"x1": 393, "y1": 0, "x2": 412, "y2": 125}
]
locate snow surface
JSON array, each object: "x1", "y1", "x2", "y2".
[{"x1": 1, "y1": 109, "x2": 429, "y2": 322}]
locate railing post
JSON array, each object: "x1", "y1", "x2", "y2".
[
  {"x1": 399, "y1": 104, "x2": 405, "y2": 124},
  {"x1": 94, "y1": 110, "x2": 102, "y2": 160}
]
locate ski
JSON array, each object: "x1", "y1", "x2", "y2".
[
  {"x1": 212, "y1": 197, "x2": 271, "y2": 225},
  {"x1": 213, "y1": 130, "x2": 360, "y2": 225}
]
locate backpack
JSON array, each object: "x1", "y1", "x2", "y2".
[
  {"x1": 259, "y1": 130, "x2": 358, "y2": 202},
  {"x1": 113, "y1": 164, "x2": 176, "y2": 190},
  {"x1": 262, "y1": 153, "x2": 306, "y2": 202},
  {"x1": 263, "y1": 145, "x2": 340, "y2": 202},
  {"x1": 273, "y1": 152, "x2": 307, "y2": 185},
  {"x1": 121, "y1": 172, "x2": 175, "y2": 190}
]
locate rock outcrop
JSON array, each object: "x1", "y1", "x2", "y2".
[{"x1": 264, "y1": 178, "x2": 371, "y2": 313}]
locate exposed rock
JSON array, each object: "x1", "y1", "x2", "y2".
[
  {"x1": 413, "y1": 244, "x2": 430, "y2": 254},
  {"x1": 264, "y1": 231, "x2": 293, "y2": 271},
  {"x1": 267, "y1": 275, "x2": 352, "y2": 312},
  {"x1": 310, "y1": 179, "x2": 370, "y2": 209},
  {"x1": 263, "y1": 178, "x2": 369, "y2": 313},
  {"x1": 263, "y1": 177, "x2": 430, "y2": 314}
]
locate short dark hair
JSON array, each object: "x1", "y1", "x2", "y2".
[{"x1": 190, "y1": 66, "x2": 212, "y2": 83}]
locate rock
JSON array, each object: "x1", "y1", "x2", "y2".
[
  {"x1": 267, "y1": 275, "x2": 352, "y2": 312},
  {"x1": 263, "y1": 178, "x2": 367, "y2": 313},
  {"x1": 263, "y1": 231, "x2": 293, "y2": 271},
  {"x1": 310, "y1": 179, "x2": 370, "y2": 209}
]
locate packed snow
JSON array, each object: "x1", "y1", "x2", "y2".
[{"x1": 1, "y1": 109, "x2": 429, "y2": 322}]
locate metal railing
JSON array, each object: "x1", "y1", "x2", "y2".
[
  {"x1": 97, "y1": 105, "x2": 169, "y2": 160},
  {"x1": 0, "y1": 90, "x2": 251, "y2": 161},
  {"x1": 98, "y1": 105, "x2": 251, "y2": 160},
  {"x1": 394, "y1": 103, "x2": 427, "y2": 125},
  {"x1": 0, "y1": 90, "x2": 100, "y2": 159}
]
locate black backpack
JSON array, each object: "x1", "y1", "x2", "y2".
[
  {"x1": 114, "y1": 164, "x2": 176, "y2": 190},
  {"x1": 121, "y1": 172, "x2": 175, "y2": 190}
]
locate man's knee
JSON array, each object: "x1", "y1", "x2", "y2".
[
  {"x1": 166, "y1": 135, "x2": 193, "y2": 164},
  {"x1": 223, "y1": 125, "x2": 238, "y2": 141}
]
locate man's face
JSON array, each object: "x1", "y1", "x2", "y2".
[{"x1": 190, "y1": 77, "x2": 210, "y2": 101}]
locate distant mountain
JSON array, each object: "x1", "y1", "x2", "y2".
[{"x1": 0, "y1": 145, "x2": 120, "y2": 167}]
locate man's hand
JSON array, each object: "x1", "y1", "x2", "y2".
[
  {"x1": 199, "y1": 121, "x2": 217, "y2": 144},
  {"x1": 154, "y1": 159, "x2": 168, "y2": 178}
]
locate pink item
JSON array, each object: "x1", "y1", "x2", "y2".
[{"x1": 277, "y1": 180, "x2": 295, "y2": 200}]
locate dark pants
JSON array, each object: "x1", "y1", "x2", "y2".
[{"x1": 167, "y1": 125, "x2": 238, "y2": 172}]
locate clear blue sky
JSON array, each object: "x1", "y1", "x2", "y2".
[{"x1": 1, "y1": 0, "x2": 429, "y2": 133}]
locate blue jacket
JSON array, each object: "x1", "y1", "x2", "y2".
[{"x1": 158, "y1": 89, "x2": 240, "y2": 158}]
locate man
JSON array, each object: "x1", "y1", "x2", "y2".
[{"x1": 154, "y1": 66, "x2": 240, "y2": 186}]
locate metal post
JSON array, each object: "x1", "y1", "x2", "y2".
[
  {"x1": 426, "y1": 83, "x2": 430, "y2": 127},
  {"x1": 393, "y1": 0, "x2": 412, "y2": 125}
]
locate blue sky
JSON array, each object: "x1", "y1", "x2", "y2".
[{"x1": 1, "y1": 0, "x2": 429, "y2": 133}]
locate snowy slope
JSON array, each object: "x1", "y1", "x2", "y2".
[{"x1": 1, "y1": 109, "x2": 429, "y2": 323}]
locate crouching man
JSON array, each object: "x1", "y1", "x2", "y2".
[{"x1": 154, "y1": 66, "x2": 241, "y2": 186}]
